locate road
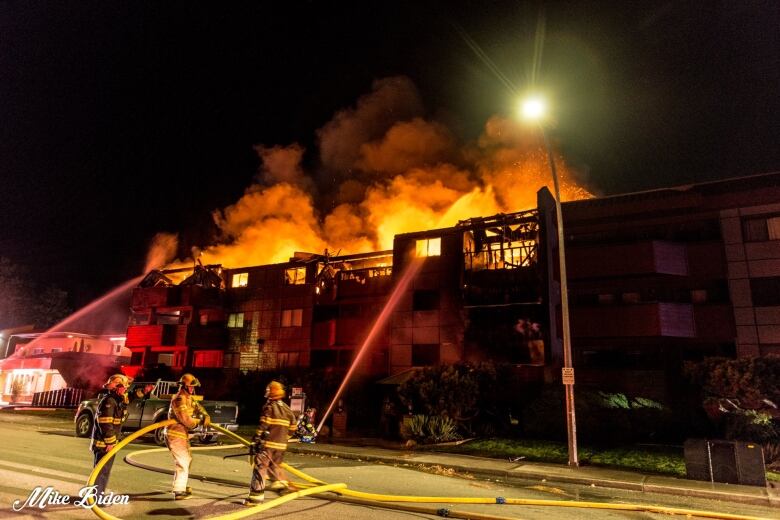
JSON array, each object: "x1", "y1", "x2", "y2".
[{"x1": 0, "y1": 410, "x2": 776, "y2": 520}]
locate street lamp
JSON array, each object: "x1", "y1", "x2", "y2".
[{"x1": 520, "y1": 94, "x2": 579, "y2": 467}]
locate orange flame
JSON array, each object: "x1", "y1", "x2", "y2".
[{"x1": 161, "y1": 78, "x2": 592, "y2": 272}]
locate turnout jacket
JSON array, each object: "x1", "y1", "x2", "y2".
[
  {"x1": 166, "y1": 388, "x2": 209, "y2": 441},
  {"x1": 91, "y1": 391, "x2": 125, "y2": 451},
  {"x1": 254, "y1": 399, "x2": 297, "y2": 451}
]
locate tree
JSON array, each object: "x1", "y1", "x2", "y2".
[{"x1": 0, "y1": 257, "x2": 71, "y2": 330}]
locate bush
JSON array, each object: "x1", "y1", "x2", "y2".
[
  {"x1": 684, "y1": 355, "x2": 780, "y2": 443},
  {"x1": 397, "y1": 362, "x2": 518, "y2": 435},
  {"x1": 522, "y1": 387, "x2": 681, "y2": 444},
  {"x1": 404, "y1": 414, "x2": 461, "y2": 443}
]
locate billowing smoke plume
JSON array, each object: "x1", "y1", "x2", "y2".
[
  {"x1": 164, "y1": 76, "x2": 592, "y2": 270},
  {"x1": 145, "y1": 232, "x2": 179, "y2": 272}
]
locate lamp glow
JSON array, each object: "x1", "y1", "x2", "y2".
[{"x1": 521, "y1": 96, "x2": 546, "y2": 121}]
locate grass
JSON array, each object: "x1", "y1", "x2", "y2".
[{"x1": 432, "y1": 438, "x2": 688, "y2": 477}]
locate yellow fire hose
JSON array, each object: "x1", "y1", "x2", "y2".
[{"x1": 86, "y1": 420, "x2": 773, "y2": 520}]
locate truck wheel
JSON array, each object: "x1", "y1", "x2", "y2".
[
  {"x1": 154, "y1": 423, "x2": 167, "y2": 446},
  {"x1": 75, "y1": 413, "x2": 93, "y2": 438}
]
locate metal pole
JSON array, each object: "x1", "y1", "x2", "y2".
[{"x1": 540, "y1": 126, "x2": 579, "y2": 467}]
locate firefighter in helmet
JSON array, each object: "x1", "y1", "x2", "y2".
[
  {"x1": 91, "y1": 374, "x2": 131, "y2": 496},
  {"x1": 165, "y1": 373, "x2": 211, "y2": 500},
  {"x1": 244, "y1": 380, "x2": 297, "y2": 505}
]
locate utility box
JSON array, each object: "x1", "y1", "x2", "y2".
[
  {"x1": 289, "y1": 387, "x2": 306, "y2": 415},
  {"x1": 332, "y1": 411, "x2": 347, "y2": 438},
  {"x1": 684, "y1": 439, "x2": 766, "y2": 487}
]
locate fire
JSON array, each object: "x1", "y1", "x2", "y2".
[{"x1": 157, "y1": 77, "x2": 593, "y2": 272}]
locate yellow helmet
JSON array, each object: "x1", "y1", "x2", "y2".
[
  {"x1": 179, "y1": 373, "x2": 201, "y2": 387},
  {"x1": 104, "y1": 374, "x2": 132, "y2": 388},
  {"x1": 265, "y1": 380, "x2": 285, "y2": 400}
]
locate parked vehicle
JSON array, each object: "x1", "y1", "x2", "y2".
[{"x1": 74, "y1": 379, "x2": 239, "y2": 445}]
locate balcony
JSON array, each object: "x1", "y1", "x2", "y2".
[
  {"x1": 567, "y1": 241, "x2": 688, "y2": 279},
  {"x1": 131, "y1": 287, "x2": 179, "y2": 309},
  {"x1": 572, "y1": 303, "x2": 695, "y2": 338}
]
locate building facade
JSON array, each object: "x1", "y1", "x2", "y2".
[{"x1": 122, "y1": 172, "x2": 780, "y2": 401}]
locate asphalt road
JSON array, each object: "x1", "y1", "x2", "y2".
[{"x1": 0, "y1": 411, "x2": 777, "y2": 520}]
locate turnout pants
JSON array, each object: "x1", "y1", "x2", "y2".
[
  {"x1": 165, "y1": 426, "x2": 192, "y2": 493},
  {"x1": 249, "y1": 448, "x2": 286, "y2": 494},
  {"x1": 92, "y1": 448, "x2": 115, "y2": 496}
]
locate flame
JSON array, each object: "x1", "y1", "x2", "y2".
[{"x1": 158, "y1": 77, "x2": 592, "y2": 272}]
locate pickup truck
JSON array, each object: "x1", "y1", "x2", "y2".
[{"x1": 74, "y1": 379, "x2": 239, "y2": 445}]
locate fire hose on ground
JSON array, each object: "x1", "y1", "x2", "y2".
[{"x1": 85, "y1": 420, "x2": 773, "y2": 520}]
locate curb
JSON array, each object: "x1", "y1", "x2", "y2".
[{"x1": 288, "y1": 444, "x2": 777, "y2": 507}]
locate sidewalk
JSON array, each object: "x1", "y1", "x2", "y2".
[{"x1": 288, "y1": 439, "x2": 780, "y2": 507}]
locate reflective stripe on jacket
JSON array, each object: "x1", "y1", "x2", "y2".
[
  {"x1": 167, "y1": 389, "x2": 209, "y2": 437},
  {"x1": 256, "y1": 399, "x2": 297, "y2": 451},
  {"x1": 91, "y1": 391, "x2": 125, "y2": 451}
]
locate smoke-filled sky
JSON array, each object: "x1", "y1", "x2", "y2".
[{"x1": 1, "y1": 1, "x2": 778, "y2": 307}]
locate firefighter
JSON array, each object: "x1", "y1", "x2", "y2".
[
  {"x1": 91, "y1": 374, "x2": 131, "y2": 496},
  {"x1": 166, "y1": 373, "x2": 211, "y2": 500},
  {"x1": 245, "y1": 380, "x2": 297, "y2": 505},
  {"x1": 295, "y1": 407, "x2": 317, "y2": 443}
]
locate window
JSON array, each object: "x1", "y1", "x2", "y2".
[
  {"x1": 282, "y1": 308, "x2": 303, "y2": 327},
  {"x1": 227, "y1": 312, "x2": 245, "y2": 328},
  {"x1": 157, "y1": 353, "x2": 173, "y2": 366},
  {"x1": 32, "y1": 348, "x2": 44, "y2": 355},
  {"x1": 285, "y1": 267, "x2": 306, "y2": 285},
  {"x1": 277, "y1": 352, "x2": 301, "y2": 368},
  {"x1": 193, "y1": 350, "x2": 223, "y2": 368},
  {"x1": 621, "y1": 292, "x2": 641, "y2": 304},
  {"x1": 750, "y1": 277, "x2": 780, "y2": 306},
  {"x1": 231, "y1": 272, "x2": 249, "y2": 288},
  {"x1": 743, "y1": 215, "x2": 780, "y2": 242},
  {"x1": 311, "y1": 349, "x2": 338, "y2": 367},
  {"x1": 412, "y1": 344, "x2": 440, "y2": 366},
  {"x1": 416, "y1": 237, "x2": 441, "y2": 257},
  {"x1": 413, "y1": 290, "x2": 440, "y2": 311},
  {"x1": 598, "y1": 294, "x2": 615, "y2": 305},
  {"x1": 50, "y1": 348, "x2": 62, "y2": 353},
  {"x1": 130, "y1": 351, "x2": 144, "y2": 365}
]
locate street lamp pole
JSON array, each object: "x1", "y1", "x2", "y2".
[{"x1": 538, "y1": 125, "x2": 579, "y2": 467}]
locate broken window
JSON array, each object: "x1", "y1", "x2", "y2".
[
  {"x1": 285, "y1": 267, "x2": 307, "y2": 285},
  {"x1": 227, "y1": 312, "x2": 244, "y2": 328},
  {"x1": 462, "y1": 218, "x2": 538, "y2": 271},
  {"x1": 231, "y1": 272, "x2": 249, "y2": 288},
  {"x1": 416, "y1": 237, "x2": 441, "y2": 257}
]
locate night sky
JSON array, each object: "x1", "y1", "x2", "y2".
[{"x1": 1, "y1": 1, "x2": 778, "y2": 307}]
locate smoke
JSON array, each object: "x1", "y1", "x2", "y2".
[
  {"x1": 317, "y1": 76, "x2": 425, "y2": 176},
  {"x1": 151, "y1": 76, "x2": 593, "y2": 271},
  {"x1": 145, "y1": 232, "x2": 179, "y2": 272}
]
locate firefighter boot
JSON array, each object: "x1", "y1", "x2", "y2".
[
  {"x1": 266, "y1": 480, "x2": 289, "y2": 492},
  {"x1": 173, "y1": 490, "x2": 192, "y2": 500},
  {"x1": 243, "y1": 492, "x2": 264, "y2": 506}
]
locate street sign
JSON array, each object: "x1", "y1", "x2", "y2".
[{"x1": 562, "y1": 367, "x2": 575, "y2": 385}]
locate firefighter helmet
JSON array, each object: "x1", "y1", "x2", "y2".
[
  {"x1": 104, "y1": 374, "x2": 131, "y2": 388},
  {"x1": 179, "y1": 373, "x2": 201, "y2": 387},
  {"x1": 265, "y1": 380, "x2": 285, "y2": 400}
]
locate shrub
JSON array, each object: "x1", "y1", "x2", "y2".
[
  {"x1": 684, "y1": 355, "x2": 780, "y2": 443},
  {"x1": 397, "y1": 361, "x2": 517, "y2": 435},
  {"x1": 426, "y1": 415, "x2": 461, "y2": 443},
  {"x1": 407, "y1": 414, "x2": 428, "y2": 440},
  {"x1": 763, "y1": 442, "x2": 780, "y2": 471},
  {"x1": 404, "y1": 414, "x2": 462, "y2": 443},
  {"x1": 522, "y1": 387, "x2": 680, "y2": 444}
]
